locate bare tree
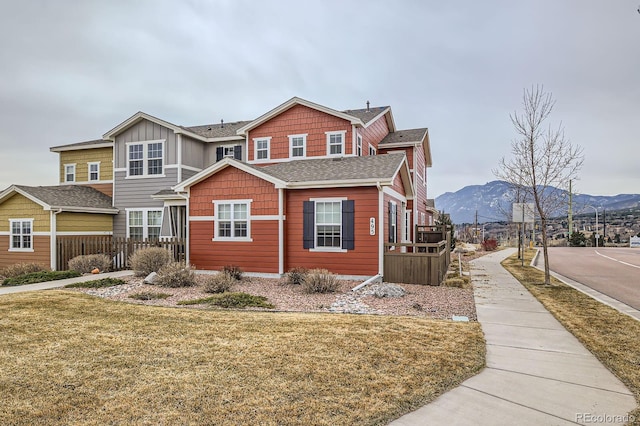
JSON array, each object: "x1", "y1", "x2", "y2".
[{"x1": 495, "y1": 85, "x2": 584, "y2": 284}]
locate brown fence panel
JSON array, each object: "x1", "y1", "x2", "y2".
[
  {"x1": 383, "y1": 240, "x2": 449, "y2": 285},
  {"x1": 57, "y1": 236, "x2": 186, "y2": 271}
]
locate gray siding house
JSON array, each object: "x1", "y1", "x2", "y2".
[{"x1": 102, "y1": 112, "x2": 249, "y2": 240}]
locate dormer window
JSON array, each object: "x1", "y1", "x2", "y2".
[{"x1": 326, "y1": 131, "x2": 346, "y2": 156}]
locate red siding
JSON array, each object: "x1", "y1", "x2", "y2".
[
  {"x1": 285, "y1": 187, "x2": 378, "y2": 276},
  {"x1": 0, "y1": 236, "x2": 50, "y2": 270},
  {"x1": 188, "y1": 166, "x2": 279, "y2": 272},
  {"x1": 248, "y1": 104, "x2": 353, "y2": 161},
  {"x1": 361, "y1": 115, "x2": 390, "y2": 153}
]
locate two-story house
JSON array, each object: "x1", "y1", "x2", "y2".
[{"x1": 1, "y1": 97, "x2": 434, "y2": 277}]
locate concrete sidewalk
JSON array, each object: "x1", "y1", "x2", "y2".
[
  {"x1": 0, "y1": 270, "x2": 133, "y2": 295},
  {"x1": 391, "y1": 248, "x2": 637, "y2": 426}
]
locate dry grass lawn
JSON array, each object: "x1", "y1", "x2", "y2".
[
  {"x1": 0, "y1": 290, "x2": 485, "y2": 426},
  {"x1": 502, "y1": 249, "x2": 640, "y2": 425}
]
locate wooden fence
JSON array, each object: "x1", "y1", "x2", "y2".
[
  {"x1": 56, "y1": 236, "x2": 186, "y2": 271},
  {"x1": 383, "y1": 225, "x2": 451, "y2": 285}
]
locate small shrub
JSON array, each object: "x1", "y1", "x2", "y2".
[
  {"x1": 203, "y1": 272, "x2": 235, "y2": 294},
  {"x1": 302, "y1": 269, "x2": 340, "y2": 294},
  {"x1": 154, "y1": 262, "x2": 196, "y2": 288},
  {"x1": 129, "y1": 292, "x2": 171, "y2": 300},
  {"x1": 481, "y1": 238, "x2": 498, "y2": 251},
  {"x1": 0, "y1": 263, "x2": 47, "y2": 279},
  {"x1": 129, "y1": 247, "x2": 173, "y2": 277},
  {"x1": 68, "y1": 254, "x2": 112, "y2": 274},
  {"x1": 179, "y1": 292, "x2": 274, "y2": 309},
  {"x1": 222, "y1": 265, "x2": 243, "y2": 281},
  {"x1": 3, "y1": 270, "x2": 81, "y2": 286},
  {"x1": 285, "y1": 267, "x2": 308, "y2": 285},
  {"x1": 65, "y1": 278, "x2": 125, "y2": 289},
  {"x1": 443, "y1": 277, "x2": 470, "y2": 289}
]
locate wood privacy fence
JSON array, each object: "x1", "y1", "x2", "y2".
[
  {"x1": 56, "y1": 236, "x2": 186, "y2": 271},
  {"x1": 383, "y1": 225, "x2": 451, "y2": 285}
]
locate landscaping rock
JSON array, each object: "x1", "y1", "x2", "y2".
[
  {"x1": 373, "y1": 283, "x2": 405, "y2": 298},
  {"x1": 144, "y1": 272, "x2": 157, "y2": 285}
]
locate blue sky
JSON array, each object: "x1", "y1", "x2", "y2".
[{"x1": 1, "y1": 0, "x2": 638, "y2": 198}]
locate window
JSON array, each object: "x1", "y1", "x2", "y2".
[
  {"x1": 64, "y1": 164, "x2": 76, "y2": 182},
  {"x1": 326, "y1": 131, "x2": 346, "y2": 156},
  {"x1": 215, "y1": 201, "x2": 251, "y2": 241},
  {"x1": 303, "y1": 199, "x2": 354, "y2": 251},
  {"x1": 88, "y1": 162, "x2": 100, "y2": 181},
  {"x1": 254, "y1": 138, "x2": 270, "y2": 161},
  {"x1": 127, "y1": 140, "x2": 164, "y2": 177},
  {"x1": 404, "y1": 209, "x2": 412, "y2": 242},
  {"x1": 369, "y1": 144, "x2": 377, "y2": 156},
  {"x1": 315, "y1": 201, "x2": 341, "y2": 248},
  {"x1": 9, "y1": 219, "x2": 33, "y2": 251},
  {"x1": 289, "y1": 134, "x2": 307, "y2": 158},
  {"x1": 389, "y1": 201, "x2": 397, "y2": 244},
  {"x1": 127, "y1": 209, "x2": 162, "y2": 240},
  {"x1": 216, "y1": 145, "x2": 242, "y2": 161},
  {"x1": 356, "y1": 135, "x2": 362, "y2": 156}
]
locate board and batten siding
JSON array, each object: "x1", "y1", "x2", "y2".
[
  {"x1": 188, "y1": 166, "x2": 279, "y2": 272},
  {"x1": 247, "y1": 104, "x2": 353, "y2": 161},
  {"x1": 59, "y1": 147, "x2": 113, "y2": 183},
  {"x1": 285, "y1": 187, "x2": 378, "y2": 276},
  {"x1": 181, "y1": 135, "x2": 206, "y2": 170},
  {"x1": 114, "y1": 119, "x2": 178, "y2": 168}
]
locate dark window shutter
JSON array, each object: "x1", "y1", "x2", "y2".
[
  {"x1": 342, "y1": 200, "x2": 355, "y2": 250},
  {"x1": 234, "y1": 145, "x2": 242, "y2": 160},
  {"x1": 216, "y1": 146, "x2": 223, "y2": 162},
  {"x1": 303, "y1": 201, "x2": 314, "y2": 249}
]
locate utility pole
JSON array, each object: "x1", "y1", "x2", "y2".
[{"x1": 568, "y1": 179, "x2": 573, "y2": 243}]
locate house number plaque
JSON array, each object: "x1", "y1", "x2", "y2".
[{"x1": 369, "y1": 218, "x2": 375, "y2": 235}]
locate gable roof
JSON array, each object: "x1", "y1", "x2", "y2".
[
  {"x1": 183, "y1": 120, "x2": 251, "y2": 139},
  {"x1": 0, "y1": 185, "x2": 118, "y2": 214},
  {"x1": 174, "y1": 153, "x2": 413, "y2": 197},
  {"x1": 379, "y1": 128, "x2": 433, "y2": 167},
  {"x1": 50, "y1": 139, "x2": 113, "y2": 152},
  {"x1": 235, "y1": 97, "x2": 393, "y2": 135}
]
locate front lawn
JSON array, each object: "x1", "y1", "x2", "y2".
[{"x1": 0, "y1": 291, "x2": 485, "y2": 425}]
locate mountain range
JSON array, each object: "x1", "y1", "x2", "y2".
[{"x1": 435, "y1": 181, "x2": 640, "y2": 224}]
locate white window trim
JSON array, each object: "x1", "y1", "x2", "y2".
[
  {"x1": 369, "y1": 144, "x2": 377, "y2": 156},
  {"x1": 213, "y1": 199, "x2": 253, "y2": 242},
  {"x1": 88, "y1": 161, "x2": 100, "y2": 182},
  {"x1": 325, "y1": 130, "x2": 346, "y2": 156},
  {"x1": 404, "y1": 209, "x2": 412, "y2": 243},
  {"x1": 64, "y1": 163, "x2": 76, "y2": 183},
  {"x1": 126, "y1": 139, "x2": 165, "y2": 178},
  {"x1": 288, "y1": 133, "x2": 307, "y2": 158},
  {"x1": 125, "y1": 208, "x2": 163, "y2": 239},
  {"x1": 389, "y1": 201, "x2": 398, "y2": 245},
  {"x1": 309, "y1": 197, "x2": 347, "y2": 253},
  {"x1": 9, "y1": 218, "x2": 34, "y2": 252},
  {"x1": 356, "y1": 135, "x2": 362, "y2": 156},
  {"x1": 253, "y1": 137, "x2": 271, "y2": 163}
]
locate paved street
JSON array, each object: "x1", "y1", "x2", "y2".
[{"x1": 547, "y1": 247, "x2": 640, "y2": 310}]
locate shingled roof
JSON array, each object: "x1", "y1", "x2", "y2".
[
  {"x1": 257, "y1": 152, "x2": 406, "y2": 183},
  {"x1": 3, "y1": 185, "x2": 118, "y2": 213},
  {"x1": 379, "y1": 128, "x2": 428, "y2": 146},
  {"x1": 50, "y1": 139, "x2": 113, "y2": 152},
  {"x1": 182, "y1": 120, "x2": 252, "y2": 139},
  {"x1": 341, "y1": 106, "x2": 390, "y2": 125}
]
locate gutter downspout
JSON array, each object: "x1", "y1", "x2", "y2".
[
  {"x1": 50, "y1": 209, "x2": 63, "y2": 270},
  {"x1": 376, "y1": 182, "x2": 384, "y2": 276}
]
